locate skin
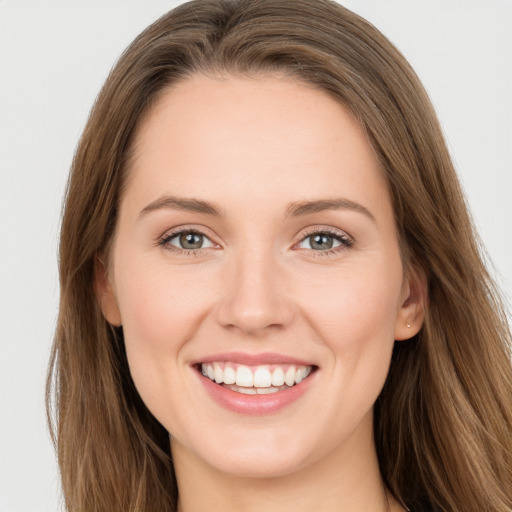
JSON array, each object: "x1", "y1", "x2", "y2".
[{"x1": 98, "y1": 73, "x2": 424, "y2": 512}]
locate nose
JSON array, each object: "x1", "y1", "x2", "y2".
[{"x1": 215, "y1": 247, "x2": 295, "y2": 336}]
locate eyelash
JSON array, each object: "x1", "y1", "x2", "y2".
[
  {"x1": 157, "y1": 226, "x2": 354, "y2": 257},
  {"x1": 157, "y1": 227, "x2": 216, "y2": 256},
  {"x1": 296, "y1": 227, "x2": 353, "y2": 257}
]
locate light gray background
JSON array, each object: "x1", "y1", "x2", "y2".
[{"x1": 0, "y1": 1, "x2": 510, "y2": 510}]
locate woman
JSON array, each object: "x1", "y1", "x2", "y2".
[{"x1": 46, "y1": 1, "x2": 512, "y2": 511}]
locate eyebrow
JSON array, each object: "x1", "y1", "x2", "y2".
[
  {"x1": 285, "y1": 198, "x2": 376, "y2": 222},
  {"x1": 139, "y1": 195, "x2": 375, "y2": 223},
  {"x1": 139, "y1": 195, "x2": 224, "y2": 218}
]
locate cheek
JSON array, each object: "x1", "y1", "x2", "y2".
[
  {"x1": 112, "y1": 256, "x2": 215, "y2": 405},
  {"x1": 293, "y1": 260, "x2": 402, "y2": 412},
  {"x1": 296, "y1": 259, "x2": 402, "y2": 344},
  {"x1": 115, "y1": 253, "x2": 213, "y2": 338}
]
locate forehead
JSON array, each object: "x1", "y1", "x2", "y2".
[{"x1": 123, "y1": 73, "x2": 390, "y2": 219}]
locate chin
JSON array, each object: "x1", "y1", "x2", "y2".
[
  {"x1": 208, "y1": 451, "x2": 309, "y2": 479},
  {"x1": 178, "y1": 426, "x2": 319, "y2": 480}
]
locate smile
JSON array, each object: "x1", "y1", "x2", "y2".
[
  {"x1": 201, "y1": 362, "x2": 313, "y2": 394},
  {"x1": 194, "y1": 353, "x2": 318, "y2": 415}
]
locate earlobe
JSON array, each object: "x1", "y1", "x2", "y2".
[
  {"x1": 394, "y1": 266, "x2": 427, "y2": 341},
  {"x1": 94, "y1": 255, "x2": 122, "y2": 327}
]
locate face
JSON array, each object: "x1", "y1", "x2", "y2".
[{"x1": 99, "y1": 73, "x2": 422, "y2": 478}]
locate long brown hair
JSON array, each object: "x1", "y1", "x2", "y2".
[{"x1": 47, "y1": 1, "x2": 512, "y2": 510}]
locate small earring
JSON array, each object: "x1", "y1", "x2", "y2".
[{"x1": 406, "y1": 322, "x2": 411, "y2": 328}]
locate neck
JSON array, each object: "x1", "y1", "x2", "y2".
[{"x1": 171, "y1": 416, "x2": 402, "y2": 512}]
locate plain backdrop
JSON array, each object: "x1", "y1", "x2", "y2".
[{"x1": 0, "y1": 1, "x2": 510, "y2": 510}]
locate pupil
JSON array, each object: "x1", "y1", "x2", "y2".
[
  {"x1": 180, "y1": 232, "x2": 203, "y2": 249},
  {"x1": 311, "y1": 234, "x2": 333, "y2": 250}
]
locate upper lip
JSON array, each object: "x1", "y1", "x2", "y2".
[{"x1": 190, "y1": 351, "x2": 316, "y2": 367}]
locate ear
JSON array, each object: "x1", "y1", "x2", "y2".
[
  {"x1": 94, "y1": 255, "x2": 122, "y2": 327},
  {"x1": 394, "y1": 265, "x2": 427, "y2": 341}
]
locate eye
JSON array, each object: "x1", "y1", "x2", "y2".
[
  {"x1": 161, "y1": 230, "x2": 215, "y2": 251},
  {"x1": 296, "y1": 230, "x2": 352, "y2": 252}
]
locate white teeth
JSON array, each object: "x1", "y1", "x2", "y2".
[
  {"x1": 253, "y1": 366, "x2": 272, "y2": 387},
  {"x1": 271, "y1": 367, "x2": 285, "y2": 386},
  {"x1": 297, "y1": 366, "x2": 312, "y2": 383},
  {"x1": 222, "y1": 384, "x2": 289, "y2": 394},
  {"x1": 214, "y1": 363, "x2": 223, "y2": 384},
  {"x1": 223, "y1": 365, "x2": 236, "y2": 385},
  {"x1": 236, "y1": 365, "x2": 253, "y2": 387},
  {"x1": 236, "y1": 386, "x2": 257, "y2": 395},
  {"x1": 284, "y1": 366, "x2": 296, "y2": 387},
  {"x1": 200, "y1": 362, "x2": 314, "y2": 392},
  {"x1": 295, "y1": 366, "x2": 307, "y2": 384},
  {"x1": 256, "y1": 386, "x2": 279, "y2": 394}
]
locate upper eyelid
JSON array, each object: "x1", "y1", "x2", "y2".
[
  {"x1": 292, "y1": 227, "x2": 354, "y2": 256},
  {"x1": 158, "y1": 228, "x2": 219, "y2": 255},
  {"x1": 159, "y1": 225, "x2": 217, "y2": 241},
  {"x1": 294, "y1": 225, "x2": 353, "y2": 243}
]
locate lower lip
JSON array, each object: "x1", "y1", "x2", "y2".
[{"x1": 196, "y1": 369, "x2": 316, "y2": 416}]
